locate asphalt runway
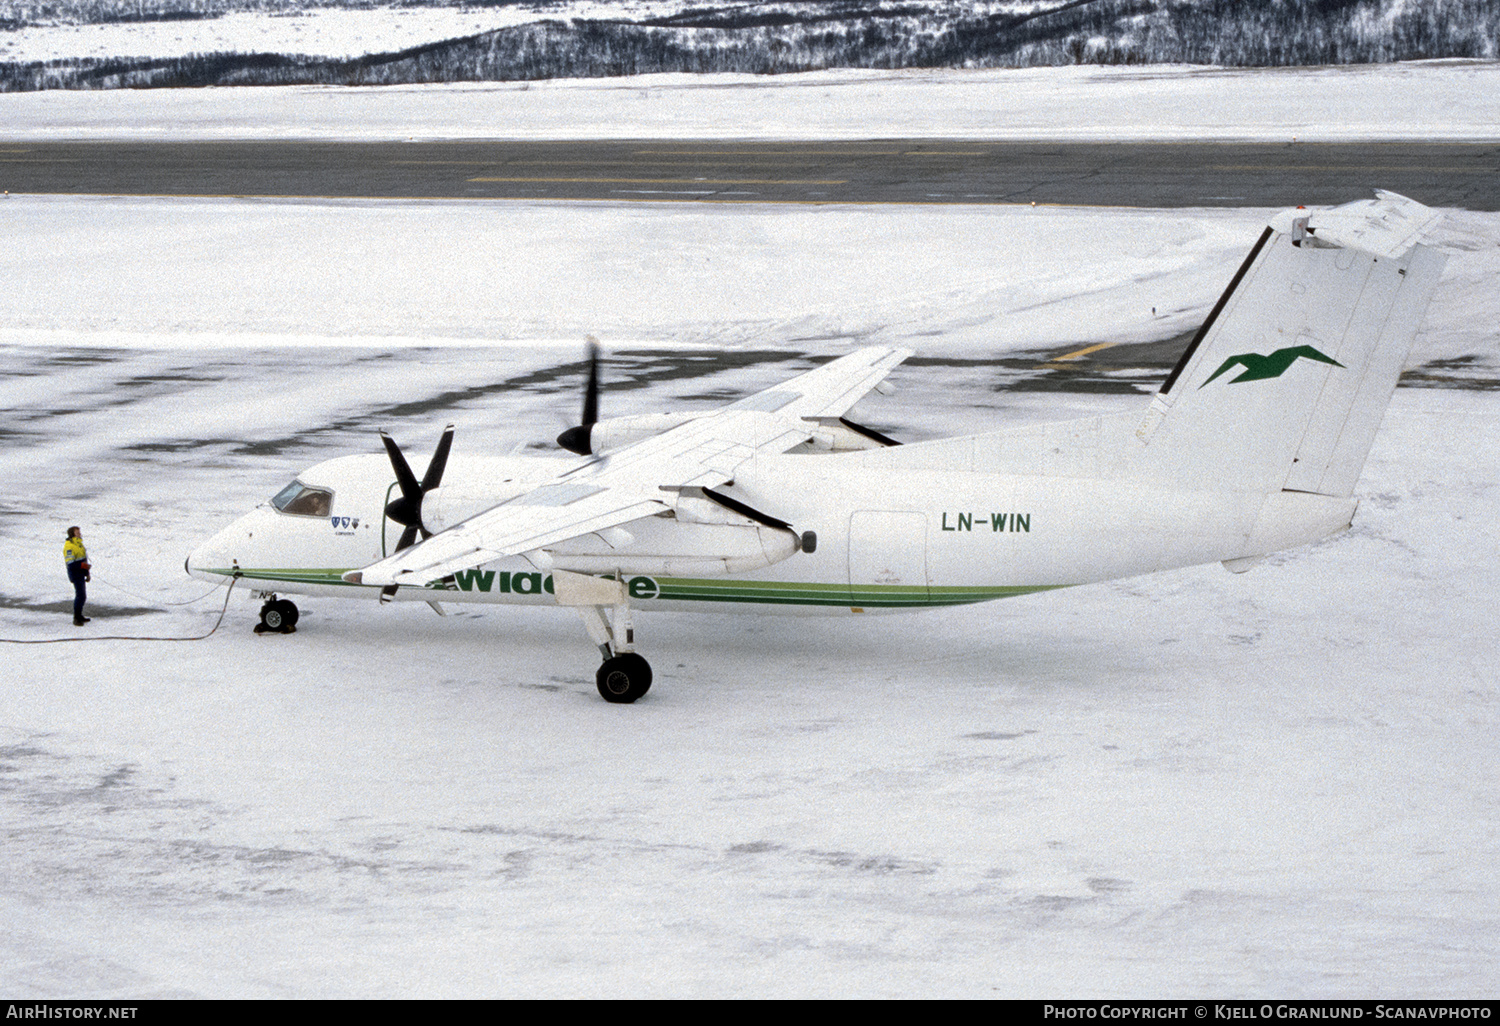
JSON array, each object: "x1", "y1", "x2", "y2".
[{"x1": 3, "y1": 139, "x2": 1497, "y2": 208}]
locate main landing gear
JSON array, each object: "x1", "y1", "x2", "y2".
[
  {"x1": 254, "y1": 594, "x2": 299, "y2": 634},
  {"x1": 581, "y1": 603, "x2": 652, "y2": 703},
  {"x1": 558, "y1": 571, "x2": 652, "y2": 703}
]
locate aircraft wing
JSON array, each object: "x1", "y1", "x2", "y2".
[
  {"x1": 725, "y1": 344, "x2": 911, "y2": 420},
  {"x1": 347, "y1": 346, "x2": 911, "y2": 589}
]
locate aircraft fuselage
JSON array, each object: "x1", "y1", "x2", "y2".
[{"x1": 186, "y1": 446, "x2": 1353, "y2": 614}]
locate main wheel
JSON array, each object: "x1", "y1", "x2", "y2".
[{"x1": 596, "y1": 653, "x2": 652, "y2": 703}]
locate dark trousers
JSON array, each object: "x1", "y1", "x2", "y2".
[{"x1": 68, "y1": 564, "x2": 86, "y2": 618}]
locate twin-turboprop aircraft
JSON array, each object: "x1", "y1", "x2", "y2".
[{"x1": 187, "y1": 192, "x2": 1446, "y2": 702}]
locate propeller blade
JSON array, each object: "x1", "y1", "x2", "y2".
[
  {"x1": 381, "y1": 431, "x2": 420, "y2": 505},
  {"x1": 381, "y1": 431, "x2": 423, "y2": 529},
  {"x1": 381, "y1": 426, "x2": 457, "y2": 548},
  {"x1": 420, "y1": 424, "x2": 455, "y2": 493},
  {"x1": 557, "y1": 340, "x2": 602, "y2": 455},
  {"x1": 581, "y1": 340, "x2": 600, "y2": 427}
]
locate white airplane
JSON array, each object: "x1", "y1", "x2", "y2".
[{"x1": 187, "y1": 191, "x2": 1445, "y2": 703}]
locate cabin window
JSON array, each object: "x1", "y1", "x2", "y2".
[{"x1": 270, "y1": 480, "x2": 333, "y2": 518}]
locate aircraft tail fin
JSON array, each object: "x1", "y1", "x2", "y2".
[{"x1": 1129, "y1": 191, "x2": 1445, "y2": 496}]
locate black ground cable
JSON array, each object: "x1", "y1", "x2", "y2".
[{"x1": 0, "y1": 576, "x2": 239, "y2": 645}]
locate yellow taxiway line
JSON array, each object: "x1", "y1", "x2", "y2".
[{"x1": 1048, "y1": 342, "x2": 1117, "y2": 363}]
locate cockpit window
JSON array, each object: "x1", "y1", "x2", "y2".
[
  {"x1": 270, "y1": 480, "x2": 333, "y2": 518},
  {"x1": 271, "y1": 480, "x2": 303, "y2": 510}
]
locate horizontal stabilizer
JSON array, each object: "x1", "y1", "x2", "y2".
[{"x1": 1271, "y1": 190, "x2": 1442, "y2": 260}]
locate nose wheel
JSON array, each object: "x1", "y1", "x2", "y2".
[{"x1": 255, "y1": 596, "x2": 299, "y2": 634}]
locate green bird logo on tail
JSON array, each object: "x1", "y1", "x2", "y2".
[{"x1": 1200, "y1": 344, "x2": 1344, "y2": 387}]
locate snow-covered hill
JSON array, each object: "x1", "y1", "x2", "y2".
[{"x1": 3, "y1": 0, "x2": 1497, "y2": 89}]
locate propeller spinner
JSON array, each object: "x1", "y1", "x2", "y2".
[
  {"x1": 556, "y1": 340, "x2": 600, "y2": 456},
  {"x1": 381, "y1": 424, "x2": 454, "y2": 552}
]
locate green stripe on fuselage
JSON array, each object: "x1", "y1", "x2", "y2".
[
  {"x1": 656, "y1": 577, "x2": 1063, "y2": 608},
  {"x1": 208, "y1": 568, "x2": 1066, "y2": 607},
  {"x1": 200, "y1": 567, "x2": 360, "y2": 586}
]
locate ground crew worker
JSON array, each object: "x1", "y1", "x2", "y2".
[{"x1": 64, "y1": 526, "x2": 90, "y2": 626}]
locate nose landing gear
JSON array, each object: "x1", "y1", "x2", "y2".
[{"x1": 254, "y1": 595, "x2": 299, "y2": 634}]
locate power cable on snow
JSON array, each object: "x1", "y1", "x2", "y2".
[{"x1": 0, "y1": 576, "x2": 240, "y2": 645}]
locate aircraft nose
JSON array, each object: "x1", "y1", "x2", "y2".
[
  {"x1": 188, "y1": 508, "x2": 275, "y2": 583},
  {"x1": 185, "y1": 533, "x2": 233, "y2": 583},
  {"x1": 185, "y1": 543, "x2": 208, "y2": 580}
]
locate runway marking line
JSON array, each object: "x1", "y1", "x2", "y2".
[
  {"x1": 396, "y1": 159, "x2": 799, "y2": 169},
  {"x1": 467, "y1": 176, "x2": 849, "y2": 185},
  {"x1": 633, "y1": 149, "x2": 904, "y2": 156},
  {"x1": 505, "y1": 160, "x2": 804, "y2": 168},
  {"x1": 1211, "y1": 164, "x2": 1493, "y2": 172},
  {"x1": 393, "y1": 158, "x2": 811, "y2": 166}
]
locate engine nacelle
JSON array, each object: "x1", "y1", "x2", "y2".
[
  {"x1": 416, "y1": 456, "x2": 576, "y2": 533},
  {"x1": 566, "y1": 412, "x2": 705, "y2": 456},
  {"x1": 541, "y1": 512, "x2": 799, "y2": 577}
]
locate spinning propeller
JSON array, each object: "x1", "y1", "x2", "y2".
[
  {"x1": 556, "y1": 339, "x2": 601, "y2": 456},
  {"x1": 380, "y1": 424, "x2": 454, "y2": 552}
]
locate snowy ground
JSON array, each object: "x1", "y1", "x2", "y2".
[
  {"x1": 3, "y1": 61, "x2": 1500, "y2": 142},
  {"x1": 1, "y1": 194, "x2": 1498, "y2": 997}
]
